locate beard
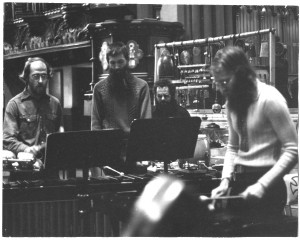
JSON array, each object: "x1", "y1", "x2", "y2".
[
  {"x1": 226, "y1": 67, "x2": 257, "y2": 118},
  {"x1": 156, "y1": 100, "x2": 176, "y2": 117},
  {"x1": 28, "y1": 83, "x2": 47, "y2": 97},
  {"x1": 36, "y1": 85, "x2": 47, "y2": 95},
  {"x1": 109, "y1": 67, "x2": 129, "y2": 97}
]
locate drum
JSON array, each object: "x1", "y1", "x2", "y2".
[{"x1": 179, "y1": 134, "x2": 210, "y2": 167}]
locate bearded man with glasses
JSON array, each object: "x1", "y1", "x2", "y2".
[
  {"x1": 3, "y1": 57, "x2": 64, "y2": 168},
  {"x1": 210, "y1": 46, "x2": 298, "y2": 222}
]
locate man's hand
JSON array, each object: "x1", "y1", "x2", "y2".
[
  {"x1": 211, "y1": 178, "x2": 230, "y2": 198},
  {"x1": 240, "y1": 182, "x2": 266, "y2": 201},
  {"x1": 17, "y1": 152, "x2": 34, "y2": 160},
  {"x1": 2, "y1": 150, "x2": 16, "y2": 159},
  {"x1": 33, "y1": 159, "x2": 44, "y2": 169},
  {"x1": 24, "y1": 145, "x2": 41, "y2": 157},
  {"x1": 210, "y1": 178, "x2": 231, "y2": 210}
]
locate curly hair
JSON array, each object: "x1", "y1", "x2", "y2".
[
  {"x1": 106, "y1": 41, "x2": 129, "y2": 62},
  {"x1": 154, "y1": 79, "x2": 176, "y2": 100}
]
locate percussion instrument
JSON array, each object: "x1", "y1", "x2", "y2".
[
  {"x1": 179, "y1": 134, "x2": 210, "y2": 167},
  {"x1": 4, "y1": 171, "x2": 297, "y2": 237},
  {"x1": 122, "y1": 174, "x2": 298, "y2": 237},
  {"x1": 122, "y1": 174, "x2": 212, "y2": 237},
  {"x1": 103, "y1": 166, "x2": 137, "y2": 180},
  {"x1": 3, "y1": 158, "x2": 35, "y2": 171},
  {"x1": 199, "y1": 195, "x2": 245, "y2": 202},
  {"x1": 122, "y1": 174, "x2": 248, "y2": 237},
  {"x1": 157, "y1": 49, "x2": 174, "y2": 77}
]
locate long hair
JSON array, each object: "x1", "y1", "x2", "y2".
[
  {"x1": 19, "y1": 57, "x2": 52, "y2": 86},
  {"x1": 211, "y1": 46, "x2": 257, "y2": 119}
]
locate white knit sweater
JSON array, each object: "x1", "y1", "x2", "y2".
[{"x1": 222, "y1": 80, "x2": 298, "y2": 189}]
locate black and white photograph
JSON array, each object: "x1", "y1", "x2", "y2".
[{"x1": 1, "y1": 1, "x2": 299, "y2": 237}]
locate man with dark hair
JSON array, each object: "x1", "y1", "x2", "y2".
[
  {"x1": 153, "y1": 79, "x2": 190, "y2": 118},
  {"x1": 3, "y1": 57, "x2": 64, "y2": 166},
  {"x1": 91, "y1": 41, "x2": 152, "y2": 134},
  {"x1": 91, "y1": 41, "x2": 152, "y2": 174}
]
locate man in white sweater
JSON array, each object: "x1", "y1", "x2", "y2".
[{"x1": 210, "y1": 46, "x2": 298, "y2": 219}]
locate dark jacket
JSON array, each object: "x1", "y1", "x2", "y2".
[{"x1": 152, "y1": 102, "x2": 190, "y2": 119}]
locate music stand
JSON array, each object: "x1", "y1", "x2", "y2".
[
  {"x1": 126, "y1": 117, "x2": 201, "y2": 173},
  {"x1": 44, "y1": 129, "x2": 124, "y2": 180}
]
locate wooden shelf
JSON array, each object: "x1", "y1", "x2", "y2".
[{"x1": 4, "y1": 41, "x2": 91, "y2": 61}]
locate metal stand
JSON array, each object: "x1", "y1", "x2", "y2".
[
  {"x1": 154, "y1": 28, "x2": 276, "y2": 86},
  {"x1": 126, "y1": 118, "x2": 201, "y2": 174}
]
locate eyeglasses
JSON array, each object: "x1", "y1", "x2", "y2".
[
  {"x1": 31, "y1": 74, "x2": 49, "y2": 81},
  {"x1": 213, "y1": 77, "x2": 231, "y2": 87}
]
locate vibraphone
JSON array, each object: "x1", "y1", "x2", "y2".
[
  {"x1": 2, "y1": 170, "x2": 220, "y2": 237},
  {"x1": 3, "y1": 170, "x2": 297, "y2": 237}
]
